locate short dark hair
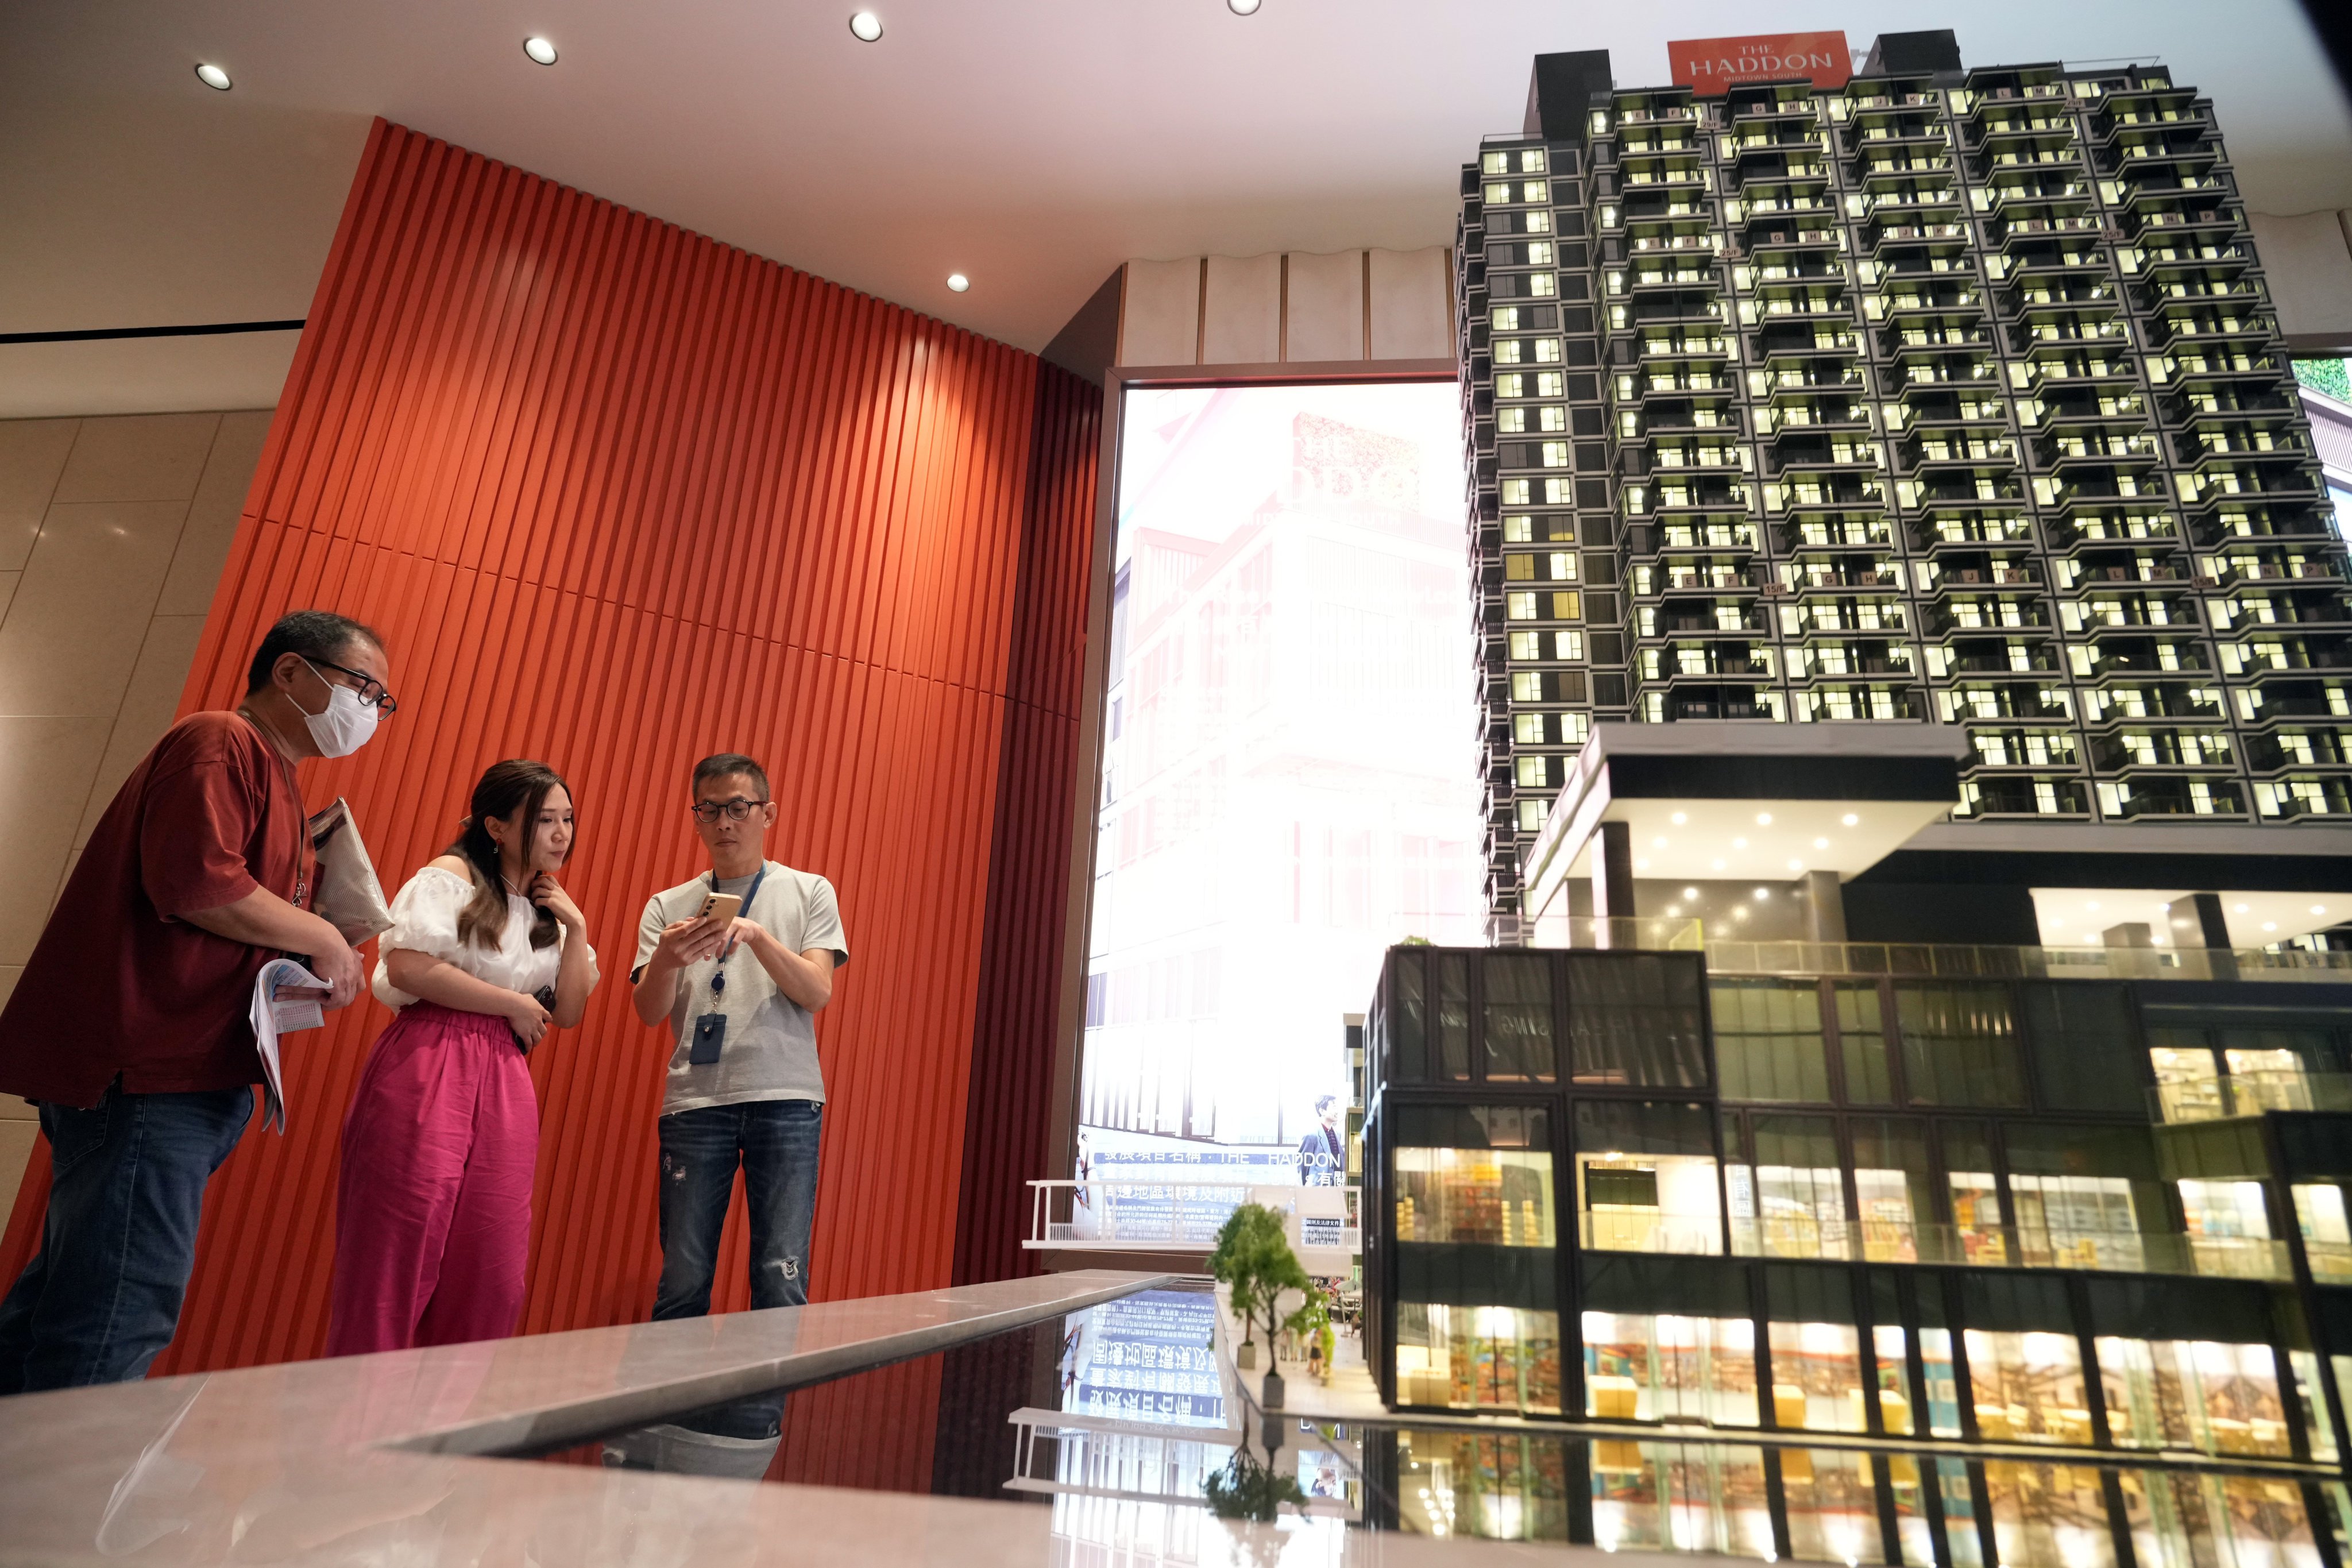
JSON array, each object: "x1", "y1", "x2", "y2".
[
  {"x1": 692, "y1": 753, "x2": 770, "y2": 801},
  {"x1": 1315, "y1": 1094, "x2": 1342, "y2": 1115},
  {"x1": 246, "y1": 610, "x2": 383, "y2": 693}
]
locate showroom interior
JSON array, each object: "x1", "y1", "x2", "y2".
[{"x1": 6, "y1": 2, "x2": 2352, "y2": 1565}]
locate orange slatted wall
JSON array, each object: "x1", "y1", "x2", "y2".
[{"x1": 0, "y1": 118, "x2": 1100, "y2": 1480}]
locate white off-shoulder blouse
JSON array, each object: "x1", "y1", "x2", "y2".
[{"x1": 370, "y1": 864, "x2": 598, "y2": 1010}]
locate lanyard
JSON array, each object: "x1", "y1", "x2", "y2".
[{"x1": 706, "y1": 864, "x2": 767, "y2": 1002}]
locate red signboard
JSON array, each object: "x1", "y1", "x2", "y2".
[{"x1": 1668, "y1": 31, "x2": 1852, "y2": 95}]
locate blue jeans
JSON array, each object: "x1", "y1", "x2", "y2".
[
  {"x1": 652, "y1": 1098, "x2": 821, "y2": 1438},
  {"x1": 0, "y1": 1083, "x2": 253, "y2": 1392}
]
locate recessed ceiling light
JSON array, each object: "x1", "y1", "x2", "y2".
[
  {"x1": 1711, "y1": 859, "x2": 1725, "y2": 871},
  {"x1": 1671, "y1": 812, "x2": 1687, "y2": 826},
  {"x1": 2233, "y1": 903, "x2": 2249, "y2": 913},
  {"x1": 848, "y1": 10, "x2": 884, "y2": 41},
  {"x1": 522, "y1": 36, "x2": 557, "y2": 65},
  {"x1": 1753, "y1": 887, "x2": 1770, "y2": 901},
  {"x1": 947, "y1": 273, "x2": 970, "y2": 292},
  {"x1": 1732, "y1": 837, "x2": 1747, "y2": 849},
  {"x1": 2086, "y1": 900, "x2": 2101, "y2": 912},
  {"x1": 1841, "y1": 813, "x2": 1859, "y2": 827},
  {"x1": 1813, "y1": 837, "x2": 1829, "y2": 849},
  {"x1": 1652, "y1": 836, "x2": 1667, "y2": 848},
  {"x1": 1755, "y1": 812, "x2": 1772, "y2": 826},
  {"x1": 1666, "y1": 905, "x2": 1681, "y2": 917},
  {"x1": 1733, "y1": 905, "x2": 1749, "y2": 920},
  {"x1": 1635, "y1": 859, "x2": 1651, "y2": 871},
  {"x1": 1787, "y1": 859, "x2": 1803, "y2": 872},
  {"x1": 1229, "y1": 0, "x2": 1263, "y2": 13},
  {"x1": 2312, "y1": 905, "x2": 2329, "y2": 916},
  {"x1": 2264, "y1": 921, "x2": 2278, "y2": 932},
  {"x1": 195, "y1": 63, "x2": 232, "y2": 90},
  {"x1": 1682, "y1": 887, "x2": 1698, "y2": 901}
]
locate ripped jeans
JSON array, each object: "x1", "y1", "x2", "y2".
[{"x1": 651, "y1": 1097, "x2": 822, "y2": 1438}]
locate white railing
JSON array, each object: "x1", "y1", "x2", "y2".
[{"x1": 1025, "y1": 1180, "x2": 1258, "y2": 1250}]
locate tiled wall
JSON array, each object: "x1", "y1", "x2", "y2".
[{"x1": 0, "y1": 411, "x2": 270, "y2": 1196}]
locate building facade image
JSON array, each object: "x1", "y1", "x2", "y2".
[{"x1": 1455, "y1": 31, "x2": 2352, "y2": 939}]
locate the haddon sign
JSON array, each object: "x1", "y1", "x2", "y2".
[{"x1": 1668, "y1": 30, "x2": 1853, "y2": 95}]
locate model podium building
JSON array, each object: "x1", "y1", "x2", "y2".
[{"x1": 1457, "y1": 30, "x2": 2352, "y2": 939}]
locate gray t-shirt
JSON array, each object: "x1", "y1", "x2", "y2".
[{"x1": 632, "y1": 861, "x2": 848, "y2": 1116}]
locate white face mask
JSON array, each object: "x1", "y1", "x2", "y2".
[{"x1": 298, "y1": 658, "x2": 380, "y2": 758}]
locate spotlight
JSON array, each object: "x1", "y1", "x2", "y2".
[
  {"x1": 1671, "y1": 811, "x2": 1687, "y2": 825},
  {"x1": 947, "y1": 273, "x2": 970, "y2": 292},
  {"x1": 1754, "y1": 887, "x2": 1770, "y2": 901},
  {"x1": 2312, "y1": 905, "x2": 2330, "y2": 917},
  {"x1": 1229, "y1": 0, "x2": 1262, "y2": 12},
  {"x1": 1666, "y1": 905, "x2": 1681, "y2": 916},
  {"x1": 848, "y1": 11, "x2": 884, "y2": 41},
  {"x1": 2233, "y1": 903, "x2": 2249, "y2": 913},
  {"x1": 1652, "y1": 836, "x2": 1667, "y2": 848},
  {"x1": 522, "y1": 36, "x2": 558, "y2": 64},
  {"x1": 1636, "y1": 859, "x2": 1651, "y2": 871},
  {"x1": 195, "y1": 62, "x2": 233, "y2": 89},
  {"x1": 1711, "y1": 858, "x2": 1725, "y2": 871},
  {"x1": 1733, "y1": 906, "x2": 1749, "y2": 920},
  {"x1": 1841, "y1": 813, "x2": 1859, "y2": 827},
  {"x1": 1732, "y1": 837, "x2": 1747, "y2": 849},
  {"x1": 2264, "y1": 922, "x2": 2278, "y2": 932},
  {"x1": 1682, "y1": 887, "x2": 1698, "y2": 901},
  {"x1": 1787, "y1": 859, "x2": 1803, "y2": 872},
  {"x1": 1755, "y1": 812, "x2": 1772, "y2": 825},
  {"x1": 1813, "y1": 837, "x2": 1828, "y2": 849},
  {"x1": 2086, "y1": 900, "x2": 2101, "y2": 912}
]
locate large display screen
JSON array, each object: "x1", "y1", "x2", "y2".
[{"x1": 1073, "y1": 382, "x2": 1485, "y2": 1201}]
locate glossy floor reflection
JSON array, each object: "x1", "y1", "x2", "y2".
[{"x1": 535, "y1": 1283, "x2": 2352, "y2": 1568}]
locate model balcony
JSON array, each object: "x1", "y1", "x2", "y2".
[
  {"x1": 2090, "y1": 728, "x2": 2234, "y2": 771},
  {"x1": 1731, "y1": 160, "x2": 1830, "y2": 196},
  {"x1": 1964, "y1": 76, "x2": 2069, "y2": 118},
  {"x1": 2033, "y1": 394, "x2": 2149, "y2": 436},
  {"x1": 1653, "y1": 518, "x2": 1759, "y2": 553},
  {"x1": 2136, "y1": 277, "x2": 2264, "y2": 322},
  {"x1": 2224, "y1": 586, "x2": 2352, "y2": 630},
  {"x1": 1844, "y1": 116, "x2": 1949, "y2": 153},
  {"x1": 1619, "y1": 296, "x2": 1725, "y2": 331},
  {"x1": 1789, "y1": 562, "x2": 1907, "y2": 593},
  {"x1": 1993, "y1": 214, "x2": 2105, "y2": 251},
  {"x1": 1883, "y1": 355, "x2": 1999, "y2": 392},
  {"x1": 1864, "y1": 218, "x2": 1972, "y2": 257},
  {"x1": 2187, "y1": 467, "x2": 2322, "y2": 513},
  {"x1": 2023, "y1": 350, "x2": 2139, "y2": 389},
  {"x1": 1644, "y1": 603, "x2": 1774, "y2": 635},
  {"x1": 2103, "y1": 775, "x2": 2248, "y2": 820},
  {"x1": 1634, "y1": 560, "x2": 1766, "y2": 596},
  {"x1": 2241, "y1": 729, "x2": 2351, "y2": 770},
  {"x1": 1790, "y1": 640, "x2": 1916, "y2": 678},
  {"x1": 1791, "y1": 683, "x2": 1924, "y2": 721},
  {"x1": 1760, "y1": 363, "x2": 1867, "y2": 400},
  {"x1": 1965, "y1": 113, "x2": 2077, "y2": 150},
  {"x1": 2004, "y1": 240, "x2": 2114, "y2": 280},
  {"x1": 2197, "y1": 512, "x2": 2339, "y2": 553},
  {"x1": 1778, "y1": 597, "x2": 1910, "y2": 635},
  {"x1": 1641, "y1": 643, "x2": 1775, "y2": 680},
  {"x1": 2079, "y1": 683, "x2": 2226, "y2": 725},
  {"x1": 1624, "y1": 365, "x2": 1738, "y2": 401},
  {"x1": 2045, "y1": 509, "x2": 2177, "y2": 549},
  {"x1": 1928, "y1": 561, "x2": 2041, "y2": 598},
  {"x1": 2036, "y1": 430, "x2": 2161, "y2": 469},
  {"x1": 1966, "y1": 725, "x2": 2080, "y2": 768},
  {"x1": 2122, "y1": 202, "x2": 2242, "y2": 242},
  {"x1": 1636, "y1": 330, "x2": 1732, "y2": 365},
  {"x1": 1623, "y1": 229, "x2": 1719, "y2": 258},
  {"x1": 2230, "y1": 635, "x2": 2352, "y2": 675},
  {"x1": 1874, "y1": 284, "x2": 1983, "y2": 322},
  {"x1": 1882, "y1": 325, "x2": 1995, "y2": 362},
  {"x1": 2094, "y1": 89, "x2": 2211, "y2": 137},
  {"x1": 1910, "y1": 511, "x2": 2033, "y2": 552},
  {"x1": 1747, "y1": 293, "x2": 1853, "y2": 329},
  {"x1": 2257, "y1": 775, "x2": 2352, "y2": 818},
  {"x1": 1852, "y1": 152, "x2": 1956, "y2": 186},
  {"x1": 1860, "y1": 186, "x2": 1963, "y2": 223},
  {"x1": 1657, "y1": 687, "x2": 1784, "y2": 721},
  {"x1": 1903, "y1": 431, "x2": 2018, "y2": 468},
  {"x1": 1779, "y1": 515, "x2": 1894, "y2": 552},
  {"x1": 2000, "y1": 277, "x2": 2119, "y2": 320},
  {"x1": 1938, "y1": 640, "x2": 2065, "y2": 677},
  {"x1": 1923, "y1": 597, "x2": 2052, "y2": 635},
  {"x1": 2167, "y1": 384, "x2": 2297, "y2": 423},
  {"x1": 2084, "y1": 638, "x2": 2214, "y2": 678},
  {"x1": 2239, "y1": 678, "x2": 2352, "y2": 723},
  {"x1": 1616, "y1": 157, "x2": 1708, "y2": 189},
  {"x1": 1896, "y1": 388, "x2": 2009, "y2": 431},
  {"x1": 2166, "y1": 346, "x2": 2289, "y2": 387},
  {"x1": 1956, "y1": 773, "x2": 2092, "y2": 813},
  {"x1": 2150, "y1": 310, "x2": 2276, "y2": 352},
  {"x1": 1762, "y1": 401, "x2": 1871, "y2": 437},
  {"x1": 2138, "y1": 237, "x2": 2254, "y2": 276}
]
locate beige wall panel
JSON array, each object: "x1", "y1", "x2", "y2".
[
  {"x1": 77, "y1": 614, "x2": 208, "y2": 847},
  {"x1": 2250, "y1": 210, "x2": 2352, "y2": 346},
  {"x1": 1284, "y1": 250, "x2": 1366, "y2": 364},
  {"x1": 0, "y1": 500, "x2": 191, "y2": 716},
  {"x1": 0, "y1": 716, "x2": 112, "y2": 965},
  {"x1": 1202, "y1": 253, "x2": 1281, "y2": 366},
  {"x1": 1119, "y1": 258, "x2": 1203, "y2": 368},
  {"x1": 1369, "y1": 247, "x2": 1454, "y2": 362},
  {"x1": 0, "y1": 571, "x2": 17, "y2": 626},
  {"x1": 0, "y1": 419, "x2": 79, "y2": 572},
  {"x1": 158, "y1": 410, "x2": 269, "y2": 616},
  {"x1": 0, "y1": 333, "x2": 301, "y2": 422},
  {"x1": 52, "y1": 412, "x2": 220, "y2": 504}
]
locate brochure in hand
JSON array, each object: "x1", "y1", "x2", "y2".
[{"x1": 248, "y1": 958, "x2": 329, "y2": 1134}]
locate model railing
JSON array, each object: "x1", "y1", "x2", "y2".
[
  {"x1": 1705, "y1": 940, "x2": 2352, "y2": 983},
  {"x1": 2149, "y1": 1070, "x2": 2352, "y2": 1122},
  {"x1": 1579, "y1": 1211, "x2": 2292, "y2": 1280},
  {"x1": 1519, "y1": 916, "x2": 1707, "y2": 951},
  {"x1": 1024, "y1": 1180, "x2": 1258, "y2": 1250}
]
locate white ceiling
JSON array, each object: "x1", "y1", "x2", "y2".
[{"x1": 6, "y1": 0, "x2": 2351, "y2": 408}]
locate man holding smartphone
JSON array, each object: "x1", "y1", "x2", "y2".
[{"x1": 625, "y1": 752, "x2": 847, "y2": 1467}]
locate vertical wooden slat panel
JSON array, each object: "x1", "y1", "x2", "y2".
[{"x1": 0, "y1": 115, "x2": 1101, "y2": 1423}]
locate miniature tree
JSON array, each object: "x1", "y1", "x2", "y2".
[{"x1": 1208, "y1": 1202, "x2": 1319, "y2": 1372}]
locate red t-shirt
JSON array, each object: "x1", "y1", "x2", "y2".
[{"x1": 0, "y1": 710, "x2": 314, "y2": 1107}]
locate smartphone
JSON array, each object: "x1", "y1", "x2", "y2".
[{"x1": 694, "y1": 893, "x2": 743, "y2": 926}]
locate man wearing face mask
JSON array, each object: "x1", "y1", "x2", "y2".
[{"x1": 0, "y1": 609, "x2": 393, "y2": 1391}]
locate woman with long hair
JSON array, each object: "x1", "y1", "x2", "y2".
[{"x1": 326, "y1": 760, "x2": 598, "y2": 1354}]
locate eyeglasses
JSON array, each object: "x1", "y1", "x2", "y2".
[
  {"x1": 691, "y1": 797, "x2": 769, "y2": 824},
  {"x1": 311, "y1": 658, "x2": 397, "y2": 715}
]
